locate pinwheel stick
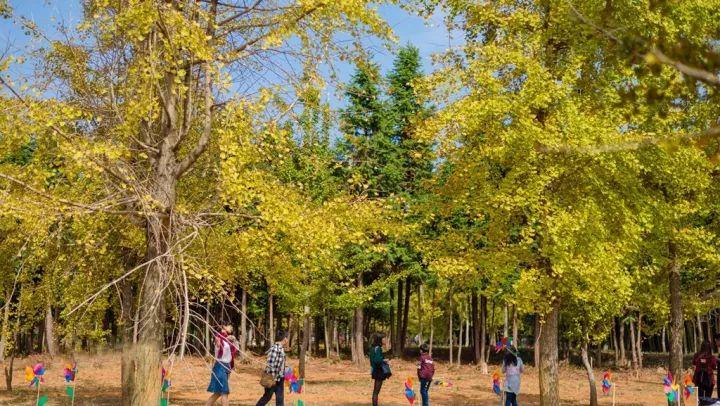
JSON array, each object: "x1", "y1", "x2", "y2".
[
  {"x1": 612, "y1": 383, "x2": 615, "y2": 406},
  {"x1": 35, "y1": 381, "x2": 40, "y2": 406}
]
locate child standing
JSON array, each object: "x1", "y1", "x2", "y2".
[
  {"x1": 502, "y1": 349, "x2": 524, "y2": 406},
  {"x1": 417, "y1": 343, "x2": 435, "y2": 406}
]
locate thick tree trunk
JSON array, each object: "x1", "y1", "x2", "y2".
[
  {"x1": 394, "y1": 279, "x2": 403, "y2": 357},
  {"x1": 581, "y1": 342, "x2": 599, "y2": 406},
  {"x1": 612, "y1": 324, "x2": 619, "y2": 366},
  {"x1": 539, "y1": 306, "x2": 559, "y2": 406},
  {"x1": 457, "y1": 313, "x2": 463, "y2": 365},
  {"x1": 333, "y1": 317, "x2": 339, "y2": 356},
  {"x1": 44, "y1": 306, "x2": 57, "y2": 358},
  {"x1": 351, "y1": 276, "x2": 365, "y2": 364},
  {"x1": 471, "y1": 291, "x2": 480, "y2": 364},
  {"x1": 401, "y1": 278, "x2": 411, "y2": 353},
  {"x1": 668, "y1": 242, "x2": 683, "y2": 406},
  {"x1": 127, "y1": 211, "x2": 173, "y2": 406},
  {"x1": 324, "y1": 314, "x2": 330, "y2": 359}
]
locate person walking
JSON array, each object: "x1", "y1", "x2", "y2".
[
  {"x1": 256, "y1": 330, "x2": 289, "y2": 406},
  {"x1": 502, "y1": 348, "x2": 524, "y2": 406},
  {"x1": 417, "y1": 343, "x2": 435, "y2": 406},
  {"x1": 206, "y1": 324, "x2": 238, "y2": 406},
  {"x1": 370, "y1": 333, "x2": 391, "y2": 406},
  {"x1": 693, "y1": 340, "x2": 717, "y2": 399}
]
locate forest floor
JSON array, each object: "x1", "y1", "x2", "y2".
[{"x1": 0, "y1": 351, "x2": 696, "y2": 405}]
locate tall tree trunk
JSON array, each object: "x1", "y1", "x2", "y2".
[
  {"x1": 0, "y1": 296, "x2": 10, "y2": 362},
  {"x1": 429, "y1": 288, "x2": 435, "y2": 356},
  {"x1": 697, "y1": 314, "x2": 704, "y2": 344},
  {"x1": 661, "y1": 325, "x2": 667, "y2": 353},
  {"x1": 417, "y1": 284, "x2": 423, "y2": 342},
  {"x1": 324, "y1": 314, "x2": 330, "y2": 359},
  {"x1": 268, "y1": 294, "x2": 274, "y2": 342},
  {"x1": 240, "y1": 288, "x2": 247, "y2": 354},
  {"x1": 539, "y1": 306, "x2": 560, "y2": 406},
  {"x1": 629, "y1": 319, "x2": 638, "y2": 371},
  {"x1": 457, "y1": 313, "x2": 463, "y2": 365},
  {"x1": 707, "y1": 313, "x2": 713, "y2": 347},
  {"x1": 503, "y1": 304, "x2": 509, "y2": 337},
  {"x1": 611, "y1": 324, "x2": 619, "y2": 366},
  {"x1": 534, "y1": 314, "x2": 541, "y2": 368},
  {"x1": 618, "y1": 319, "x2": 627, "y2": 367},
  {"x1": 204, "y1": 305, "x2": 211, "y2": 356},
  {"x1": 448, "y1": 287, "x2": 453, "y2": 363},
  {"x1": 480, "y1": 295, "x2": 488, "y2": 373},
  {"x1": 120, "y1": 278, "x2": 135, "y2": 405},
  {"x1": 394, "y1": 279, "x2": 403, "y2": 357},
  {"x1": 636, "y1": 313, "x2": 643, "y2": 369},
  {"x1": 668, "y1": 241, "x2": 683, "y2": 406},
  {"x1": 512, "y1": 304, "x2": 519, "y2": 344},
  {"x1": 299, "y1": 306, "x2": 310, "y2": 378},
  {"x1": 129, "y1": 210, "x2": 173, "y2": 406},
  {"x1": 351, "y1": 275, "x2": 365, "y2": 364},
  {"x1": 44, "y1": 306, "x2": 57, "y2": 358},
  {"x1": 581, "y1": 341, "x2": 599, "y2": 406},
  {"x1": 401, "y1": 278, "x2": 411, "y2": 353},
  {"x1": 3, "y1": 352, "x2": 13, "y2": 391},
  {"x1": 389, "y1": 286, "x2": 395, "y2": 351},
  {"x1": 333, "y1": 317, "x2": 339, "y2": 357},
  {"x1": 471, "y1": 291, "x2": 480, "y2": 364}
]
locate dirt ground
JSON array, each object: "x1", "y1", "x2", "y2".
[{"x1": 0, "y1": 352, "x2": 693, "y2": 405}]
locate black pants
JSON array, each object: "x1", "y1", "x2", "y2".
[
  {"x1": 505, "y1": 392, "x2": 518, "y2": 406},
  {"x1": 372, "y1": 379, "x2": 384, "y2": 406},
  {"x1": 699, "y1": 384, "x2": 714, "y2": 399},
  {"x1": 256, "y1": 381, "x2": 284, "y2": 406}
]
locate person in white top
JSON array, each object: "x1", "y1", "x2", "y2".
[
  {"x1": 501, "y1": 349, "x2": 524, "y2": 406},
  {"x1": 206, "y1": 325, "x2": 238, "y2": 406}
]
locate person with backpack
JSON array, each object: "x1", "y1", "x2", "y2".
[
  {"x1": 693, "y1": 340, "x2": 718, "y2": 399},
  {"x1": 369, "y1": 333, "x2": 391, "y2": 406},
  {"x1": 417, "y1": 343, "x2": 435, "y2": 406},
  {"x1": 256, "y1": 330, "x2": 289, "y2": 406},
  {"x1": 502, "y1": 348, "x2": 524, "y2": 406}
]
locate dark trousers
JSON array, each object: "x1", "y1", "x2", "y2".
[
  {"x1": 699, "y1": 384, "x2": 714, "y2": 399},
  {"x1": 505, "y1": 391, "x2": 518, "y2": 406},
  {"x1": 372, "y1": 379, "x2": 383, "y2": 406},
  {"x1": 256, "y1": 381, "x2": 284, "y2": 406},
  {"x1": 419, "y1": 378, "x2": 431, "y2": 406}
]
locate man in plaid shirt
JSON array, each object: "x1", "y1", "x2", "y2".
[{"x1": 256, "y1": 330, "x2": 288, "y2": 406}]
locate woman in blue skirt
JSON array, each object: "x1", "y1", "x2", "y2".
[{"x1": 206, "y1": 324, "x2": 238, "y2": 406}]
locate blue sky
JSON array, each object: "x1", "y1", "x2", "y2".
[{"x1": 0, "y1": 1, "x2": 459, "y2": 110}]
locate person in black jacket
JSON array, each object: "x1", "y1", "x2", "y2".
[{"x1": 369, "y1": 333, "x2": 390, "y2": 406}]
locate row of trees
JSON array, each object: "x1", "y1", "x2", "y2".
[{"x1": 2, "y1": 1, "x2": 720, "y2": 406}]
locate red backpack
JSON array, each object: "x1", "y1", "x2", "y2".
[{"x1": 418, "y1": 354, "x2": 435, "y2": 380}]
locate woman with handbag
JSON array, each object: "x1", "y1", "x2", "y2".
[
  {"x1": 256, "y1": 330, "x2": 289, "y2": 406},
  {"x1": 369, "y1": 333, "x2": 391, "y2": 406},
  {"x1": 206, "y1": 324, "x2": 238, "y2": 406}
]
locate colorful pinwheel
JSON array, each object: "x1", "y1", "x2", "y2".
[
  {"x1": 494, "y1": 336, "x2": 514, "y2": 352},
  {"x1": 161, "y1": 367, "x2": 171, "y2": 393},
  {"x1": 284, "y1": 367, "x2": 303, "y2": 394},
  {"x1": 663, "y1": 372, "x2": 679, "y2": 402},
  {"x1": 404, "y1": 377, "x2": 416, "y2": 405},
  {"x1": 492, "y1": 370, "x2": 502, "y2": 396},
  {"x1": 601, "y1": 371, "x2": 612, "y2": 395},
  {"x1": 64, "y1": 362, "x2": 78, "y2": 404},
  {"x1": 159, "y1": 367, "x2": 172, "y2": 406},
  {"x1": 682, "y1": 373, "x2": 695, "y2": 400},
  {"x1": 25, "y1": 363, "x2": 44, "y2": 388}
]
